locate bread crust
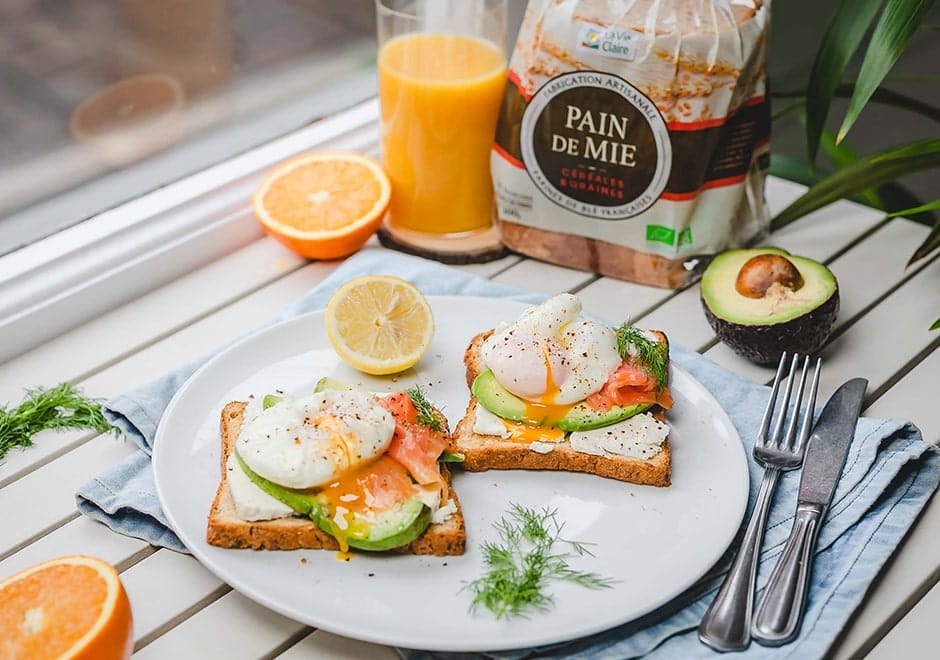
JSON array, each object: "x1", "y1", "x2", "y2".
[
  {"x1": 457, "y1": 328, "x2": 672, "y2": 487},
  {"x1": 207, "y1": 400, "x2": 466, "y2": 555}
]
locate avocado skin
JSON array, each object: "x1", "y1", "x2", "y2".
[
  {"x1": 472, "y1": 370, "x2": 652, "y2": 431},
  {"x1": 234, "y1": 450, "x2": 431, "y2": 551},
  {"x1": 700, "y1": 248, "x2": 840, "y2": 365}
]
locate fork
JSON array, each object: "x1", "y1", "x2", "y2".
[{"x1": 698, "y1": 352, "x2": 821, "y2": 652}]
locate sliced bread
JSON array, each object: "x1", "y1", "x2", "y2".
[
  {"x1": 207, "y1": 400, "x2": 466, "y2": 555},
  {"x1": 454, "y1": 329, "x2": 672, "y2": 487}
]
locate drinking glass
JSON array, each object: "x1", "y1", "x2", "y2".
[{"x1": 375, "y1": 0, "x2": 507, "y2": 263}]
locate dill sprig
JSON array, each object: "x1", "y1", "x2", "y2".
[
  {"x1": 616, "y1": 323, "x2": 668, "y2": 390},
  {"x1": 464, "y1": 503, "x2": 615, "y2": 619},
  {"x1": 0, "y1": 383, "x2": 117, "y2": 461},
  {"x1": 405, "y1": 385, "x2": 443, "y2": 432}
]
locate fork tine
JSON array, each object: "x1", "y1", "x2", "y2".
[
  {"x1": 759, "y1": 352, "x2": 789, "y2": 441},
  {"x1": 794, "y1": 357, "x2": 822, "y2": 452},
  {"x1": 769, "y1": 353, "x2": 800, "y2": 445},
  {"x1": 782, "y1": 355, "x2": 810, "y2": 450}
]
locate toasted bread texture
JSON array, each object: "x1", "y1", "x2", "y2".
[
  {"x1": 207, "y1": 400, "x2": 466, "y2": 555},
  {"x1": 456, "y1": 329, "x2": 672, "y2": 487}
]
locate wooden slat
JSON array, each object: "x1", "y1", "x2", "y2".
[
  {"x1": 121, "y1": 550, "x2": 225, "y2": 646},
  {"x1": 0, "y1": 238, "x2": 306, "y2": 403},
  {"x1": 833, "y1": 480, "x2": 940, "y2": 659},
  {"x1": 277, "y1": 630, "x2": 399, "y2": 659},
  {"x1": 0, "y1": 515, "x2": 149, "y2": 578},
  {"x1": 577, "y1": 276, "x2": 674, "y2": 325},
  {"x1": 866, "y1": 348, "x2": 940, "y2": 443},
  {"x1": 133, "y1": 591, "x2": 306, "y2": 659},
  {"x1": 865, "y1": 576, "x2": 940, "y2": 659},
  {"x1": 492, "y1": 259, "x2": 595, "y2": 294},
  {"x1": 0, "y1": 434, "x2": 136, "y2": 559},
  {"x1": 0, "y1": 257, "x2": 338, "y2": 483},
  {"x1": 454, "y1": 253, "x2": 524, "y2": 278}
]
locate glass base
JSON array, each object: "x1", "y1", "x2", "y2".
[{"x1": 377, "y1": 221, "x2": 508, "y2": 265}]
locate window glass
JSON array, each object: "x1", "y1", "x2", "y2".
[{"x1": 0, "y1": 0, "x2": 378, "y2": 255}]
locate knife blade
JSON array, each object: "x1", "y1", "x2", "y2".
[{"x1": 751, "y1": 377, "x2": 867, "y2": 646}]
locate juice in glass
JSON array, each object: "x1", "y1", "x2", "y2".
[{"x1": 378, "y1": 33, "x2": 506, "y2": 235}]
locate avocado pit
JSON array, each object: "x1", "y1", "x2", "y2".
[{"x1": 735, "y1": 253, "x2": 805, "y2": 299}]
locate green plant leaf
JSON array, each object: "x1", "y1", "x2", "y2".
[
  {"x1": 769, "y1": 153, "x2": 829, "y2": 188},
  {"x1": 930, "y1": 318, "x2": 940, "y2": 331},
  {"x1": 837, "y1": 0, "x2": 937, "y2": 143},
  {"x1": 805, "y1": 0, "x2": 884, "y2": 167},
  {"x1": 794, "y1": 116, "x2": 936, "y2": 225},
  {"x1": 771, "y1": 136, "x2": 940, "y2": 232},
  {"x1": 907, "y1": 219, "x2": 940, "y2": 264},
  {"x1": 886, "y1": 199, "x2": 940, "y2": 217},
  {"x1": 818, "y1": 131, "x2": 883, "y2": 207}
]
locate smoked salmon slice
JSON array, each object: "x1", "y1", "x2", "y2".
[{"x1": 586, "y1": 362, "x2": 673, "y2": 412}]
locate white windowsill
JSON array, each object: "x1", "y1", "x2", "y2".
[{"x1": 0, "y1": 99, "x2": 382, "y2": 364}]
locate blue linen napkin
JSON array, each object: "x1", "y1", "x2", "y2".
[{"x1": 75, "y1": 249, "x2": 940, "y2": 658}]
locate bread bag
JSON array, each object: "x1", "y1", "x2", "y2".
[{"x1": 491, "y1": 0, "x2": 771, "y2": 288}]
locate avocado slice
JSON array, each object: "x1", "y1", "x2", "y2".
[
  {"x1": 315, "y1": 497, "x2": 431, "y2": 552},
  {"x1": 700, "y1": 248, "x2": 839, "y2": 365},
  {"x1": 233, "y1": 450, "x2": 431, "y2": 551},
  {"x1": 262, "y1": 394, "x2": 283, "y2": 409},
  {"x1": 313, "y1": 377, "x2": 356, "y2": 392},
  {"x1": 472, "y1": 370, "x2": 652, "y2": 432}
]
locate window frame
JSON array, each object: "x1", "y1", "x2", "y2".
[{"x1": 0, "y1": 99, "x2": 381, "y2": 364}]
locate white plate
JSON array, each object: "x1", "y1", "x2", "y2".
[{"x1": 153, "y1": 296, "x2": 748, "y2": 652}]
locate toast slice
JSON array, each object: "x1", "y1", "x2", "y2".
[
  {"x1": 455, "y1": 329, "x2": 672, "y2": 487},
  {"x1": 207, "y1": 400, "x2": 466, "y2": 555}
]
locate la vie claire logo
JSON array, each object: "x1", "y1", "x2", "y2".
[{"x1": 578, "y1": 24, "x2": 638, "y2": 61}]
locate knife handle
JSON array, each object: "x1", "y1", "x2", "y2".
[{"x1": 752, "y1": 503, "x2": 823, "y2": 646}]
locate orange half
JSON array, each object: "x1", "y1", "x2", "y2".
[
  {"x1": 0, "y1": 555, "x2": 133, "y2": 660},
  {"x1": 252, "y1": 151, "x2": 392, "y2": 260}
]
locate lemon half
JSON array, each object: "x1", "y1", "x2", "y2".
[{"x1": 325, "y1": 275, "x2": 434, "y2": 375}]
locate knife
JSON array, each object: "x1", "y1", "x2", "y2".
[{"x1": 751, "y1": 377, "x2": 868, "y2": 646}]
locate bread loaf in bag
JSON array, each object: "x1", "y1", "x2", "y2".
[{"x1": 492, "y1": 0, "x2": 771, "y2": 288}]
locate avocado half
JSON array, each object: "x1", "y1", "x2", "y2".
[{"x1": 700, "y1": 247, "x2": 839, "y2": 365}]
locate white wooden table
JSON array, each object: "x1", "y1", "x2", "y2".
[{"x1": 0, "y1": 124, "x2": 937, "y2": 658}]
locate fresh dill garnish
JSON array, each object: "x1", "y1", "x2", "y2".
[
  {"x1": 616, "y1": 323, "x2": 668, "y2": 389},
  {"x1": 405, "y1": 385, "x2": 443, "y2": 432},
  {"x1": 463, "y1": 503, "x2": 615, "y2": 619},
  {"x1": 0, "y1": 383, "x2": 117, "y2": 461}
]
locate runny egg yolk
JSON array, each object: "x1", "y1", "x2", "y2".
[
  {"x1": 520, "y1": 341, "x2": 575, "y2": 425},
  {"x1": 316, "y1": 455, "x2": 416, "y2": 553},
  {"x1": 502, "y1": 419, "x2": 567, "y2": 444}
]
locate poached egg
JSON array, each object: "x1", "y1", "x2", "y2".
[
  {"x1": 481, "y1": 294, "x2": 621, "y2": 406},
  {"x1": 236, "y1": 390, "x2": 395, "y2": 489}
]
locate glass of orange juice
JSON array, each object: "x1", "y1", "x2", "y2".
[{"x1": 375, "y1": 0, "x2": 508, "y2": 263}]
